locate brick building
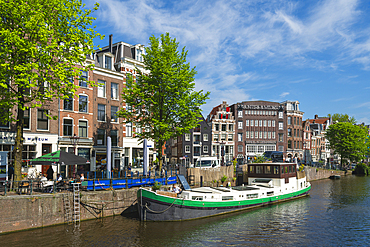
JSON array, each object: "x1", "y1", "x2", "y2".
[
  {"x1": 282, "y1": 100, "x2": 304, "y2": 162},
  {"x1": 230, "y1": 101, "x2": 286, "y2": 164},
  {"x1": 207, "y1": 101, "x2": 235, "y2": 165}
]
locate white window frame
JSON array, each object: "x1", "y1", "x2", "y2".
[
  {"x1": 238, "y1": 121, "x2": 243, "y2": 129},
  {"x1": 272, "y1": 120, "x2": 275, "y2": 127},
  {"x1": 279, "y1": 111, "x2": 283, "y2": 118},
  {"x1": 78, "y1": 120, "x2": 88, "y2": 138},
  {"x1": 185, "y1": 133, "x2": 191, "y2": 141},
  {"x1": 203, "y1": 134, "x2": 208, "y2": 141},
  {"x1": 185, "y1": 145, "x2": 190, "y2": 153},
  {"x1": 238, "y1": 133, "x2": 243, "y2": 142},
  {"x1": 203, "y1": 145, "x2": 208, "y2": 153},
  {"x1": 98, "y1": 80, "x2": 106, "y2": 98},
  {"x1": 278, "y1": 122, "x2": 283, "y2": 130},
  {"x1": 111, "y1": 82, "x2": 119, "y2": 100}
]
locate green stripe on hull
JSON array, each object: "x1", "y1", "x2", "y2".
[{"x1": 139, "y1": 185, "x2": 311, "y2": 208}]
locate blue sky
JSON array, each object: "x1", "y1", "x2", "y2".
[{"x1": 87, "y1": 0, "x2": 370, "y2": 124}]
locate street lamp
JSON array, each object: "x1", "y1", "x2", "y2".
[{"x1": 69, "y1": 134, "x2": 80, "y2": 155}]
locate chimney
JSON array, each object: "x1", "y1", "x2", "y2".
[
  {"x1": 314, "y1": 114, "x2": 318, "y2": 119},
  {"x1": 109, "y1": 34, "x2": 113, "y2": 53}
]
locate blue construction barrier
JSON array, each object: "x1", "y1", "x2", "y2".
[{"x1": 86, "y1": 176, "x2": 177, "y2": 191}]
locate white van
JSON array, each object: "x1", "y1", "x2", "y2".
[{"x1": 195, "y1": 157, "x2": 220, "y2": 169}]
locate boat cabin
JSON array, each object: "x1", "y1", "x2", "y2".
[{"x1": 247, "y1": 163, "x2": 304, "y2": 191}]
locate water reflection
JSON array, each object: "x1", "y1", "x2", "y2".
[{"x1": 1, "y1": 175, "x2": 370, "y2": 246}]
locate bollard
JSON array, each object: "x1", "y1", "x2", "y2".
[{"x1": 30, "y1": 180, "x2": 33, "y2": 195}]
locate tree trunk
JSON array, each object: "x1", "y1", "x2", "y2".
[
  {"x1": 157, "y1": 140, "x2": 163, "y2": 172},
  {"x1": 13, "y1": 106, "x2": 24, "y2": 182}
]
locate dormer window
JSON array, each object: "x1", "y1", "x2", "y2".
[
  {"x1": 105, "y1": 55, "x2": 112, "y2": 70},
  {"x1": 136, "y1": 49, "x2": 143, "y2": 62}
]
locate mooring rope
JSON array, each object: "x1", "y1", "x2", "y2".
[{"x1": 142, "y1": 197, "x2": 183, "y2": 214}]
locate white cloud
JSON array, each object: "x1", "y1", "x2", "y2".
[{"x1": 280, "y1": 92, "x2": 290, "y2": 98}]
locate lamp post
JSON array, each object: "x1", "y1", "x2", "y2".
[{"x1": 199, "y1": 141, "x2": 202, "y2": 167}]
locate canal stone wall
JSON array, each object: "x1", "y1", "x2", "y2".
[
  {"x1": 0, "y1": 166, "x2": 348, "y2": 234},
  {"x1": 0, "y1": 188, "x2": 138, "y2": 234},
  {"x1": 304, "y1": 166, "x2": 347, "y2": 181}
]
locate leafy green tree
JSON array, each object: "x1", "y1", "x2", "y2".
[
  {"x1": 118, "y1": 33, "x2": 209, "y2": 170},
  {"x1": 252, "y1": 155, "x2": 267, "y2": 163},
  {"x1": 328, "y1": 113, "x2": 356, "y2": 124},
  {"x1": 326, "y1": 122, "x2": 368, "y2": 166},
  {"x1": 0, "y1": 0, "x2": 102, "y2": 181}
]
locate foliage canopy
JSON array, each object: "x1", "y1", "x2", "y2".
[
  {"x1": 328, "y1": 113, "x2": 356, "y2": 124},
  {"x1": 326, "y1": 122, "x2": 368, "y2": 165},
  {"x1": 0, "y1": 0, "x2": 101, "y2": 181},
  {"x1": 118, "y1": 33, "x2": 209, "y2": 168}
]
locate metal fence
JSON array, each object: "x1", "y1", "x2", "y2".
[{"x1": 0, "y1": 168, "x2": 179, "y2": 196}]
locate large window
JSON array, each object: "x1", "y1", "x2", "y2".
[
  {"x1": 238, "y1": 133, "x2": 243, "y2": 142},
  {"x1": 111, "y1": 129, "x2": 118, "y2": 146},
  {"x1": 79, "y1": 95, "x2": 88, "y2": 112},
  {"x1": 37, "y1": 109, "x2": 48, "y2": 130},
  {"x1": 238, "y1": 121, "x2": 243, "y2": 129},
  {"x1": 79, "y1": 70, "x2": 88, "y2": 87},
  {"x1": 97, "y1": 129, "x2": 105, "y2": 145},
  {"x1": 63, "y1": 119, "x2": 73, "y2": 136},
  {"x1": 238, "y1": 145, "x2": 243, "y2": 152},
  {"x1": 79, "y1": 120, "x2": 88, "y2": 137},
  {"x1": 111, "y1": 83, "x2": 118, "y2": 100},
  {"x1": 126, "y1": 122, "x2": 132, "y2": 137},
  {"x1": 98, "y1": 104, "x2": 106, "y2": 121},
  {"x1": 98, "y1": 80, "x2": 106, "y2": 98},
  {"x1": 185, "y1": 145, "x2": 190, "y2": 153},
  {"x1": 111, "y1": 106, "x2": 118, "y2": 122},
  {"x1": 288, "y1": 116, "x2": 292, "y2": 125},
  {"x1": 64, "y1": 97, "x2": 73, "y2": 111},
  {"x1": 203, "y1": 145, "x2": 208, "y2": 153},
  {"x1": 24, "y1": 108, "x2": 30, "y2": 129},
  {"x1": 214, "y1": 124, "x2": 219, "y2": 131},
  {"x1": 222, "y1": 124, "x2": 226, "y2": 131}
]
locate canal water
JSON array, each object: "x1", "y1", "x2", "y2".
[{"x1": 2, "y1": 175, "x2": 370, "y2": 247}]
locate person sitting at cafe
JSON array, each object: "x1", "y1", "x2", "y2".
[{"x1": 80, "y1": 173, "x2": 85, "y2": 182}]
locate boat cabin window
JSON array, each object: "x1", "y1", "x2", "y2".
[
  {"x1": 285, "y1": 167, "x2": 288, "y2": 173},
  {"x1": 273, "y1": 166, "x2": 279, "y2": 174},
  {"x1": 265, "y1": 166, "x2": 271, "y2": 174},
  {"x1": 267, "y1": 191, "x2": 274, "y2": 196},
  {"x1": 293, "y1": 165, "x2": 296, "y2": 172},
  {"x1": 256, "y1": 166, "x2": 263, "y2": 174},
  {"x1": 192, "y1": 196, "x2": 203, "y2": 200},
  {"x1": 289, "y1": 165, "x2": 292, "y2": 173},
  {"x1": 249, "y1": 165, "x2": 254, "y2": 173},
  {"x1": 281, "y1": 167, "x2": 284, "y2": 174},
  {"x1": 246, "y1": 194, "x2": 258, "y2": 199},
  {"x1": 222, "y1": 196, "x2": 233, "y2": 201}
]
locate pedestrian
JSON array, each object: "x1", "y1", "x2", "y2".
[
  {"x1": 46, "y1": 166, "x2": 54, "y2": 180},
  {"x1": 80, "y1": 173, "x2": 85, "y2": 182}
]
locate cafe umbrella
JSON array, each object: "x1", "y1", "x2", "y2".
[{"x1": 30, "y1": 150, "x2": 89, "y2": 178}]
